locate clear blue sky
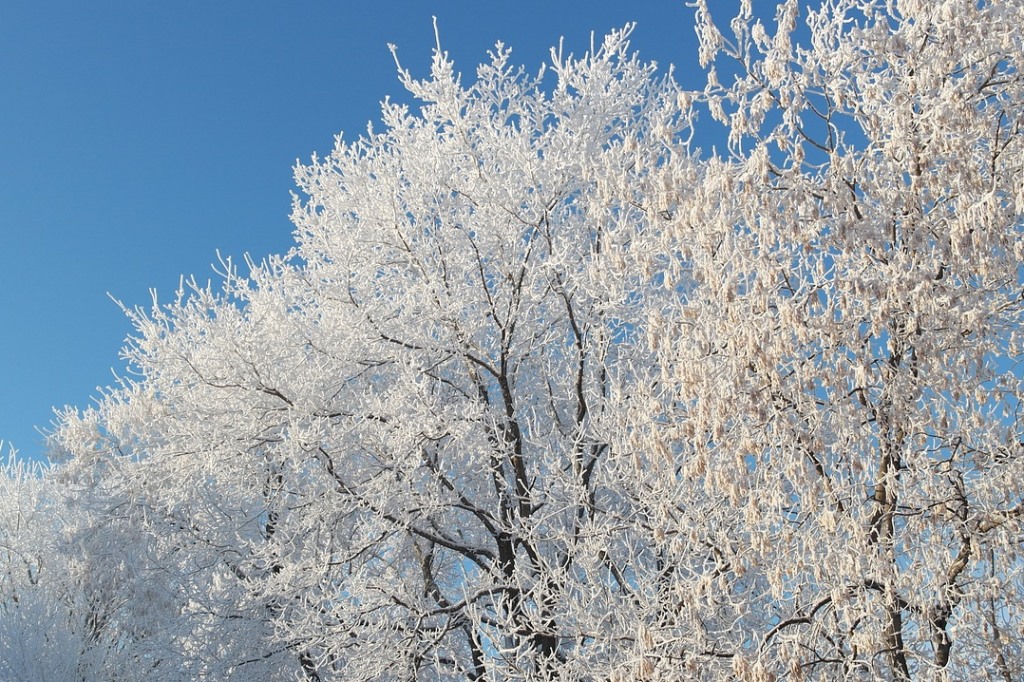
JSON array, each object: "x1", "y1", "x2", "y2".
[{"x1": 0, "y1": 1, "x2": 706, "y2": 462}]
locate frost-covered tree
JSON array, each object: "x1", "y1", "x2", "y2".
[
  {"x1": 54, "y1": 25, "x2": 692, "y2": 680},
  {"x1": 0, "y1": 452, "x2": 81, "y2": 682},
  {"x1": 46, "y1": 1, "x2": 1024, "y2": 680},
  {"x1": 0, "y1": 451, "x2": 133, "y2": 681},
  {"x1": 631, "y1": 1, "x2": 1024, "y2": 679}
]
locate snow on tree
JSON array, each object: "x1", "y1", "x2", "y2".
[
  {"x1": 638, "y1": 0, "x2": 1024, "y2": 678},
  {"x1": 0, "y1": 451, "x2": 133, "y2": 680},
  {"x1": 41, "y1": 1, "x2": 1024, "y2": 680}
]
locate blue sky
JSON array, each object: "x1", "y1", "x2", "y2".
[{"x1": 1, "y1": 1, "x2": 706, "y2": 462}]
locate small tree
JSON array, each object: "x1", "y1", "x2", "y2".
[
  {"x1": 49, "y1": 2, "x2": 1023, "y2": 680},
  {"x1": 0, "y1": 453, "x2": 128, "y2": 681}
]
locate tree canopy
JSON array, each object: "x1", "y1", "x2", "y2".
[{"x1": 4, "y1": 1, "x2": 1023, "y2": 679}]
